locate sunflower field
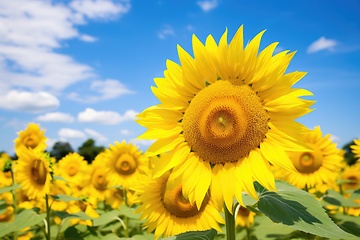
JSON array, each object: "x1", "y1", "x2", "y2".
[{"x1": 1, "y1": 26, "x2": 360, "y2": 240}]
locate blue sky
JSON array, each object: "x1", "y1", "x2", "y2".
[{"x1": 0, "y1": 0, "x2": 359, "y2": 155}]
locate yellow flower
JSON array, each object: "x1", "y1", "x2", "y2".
[
  {"x1": 274, "y1": 126, "x2": 344, "y2": 191},
  {"x1": 350, "y1": 138, "x2": 360, "y2": 162},
  {"x1": 67, "y1": 199, "x2": 99, "y2": 226},
  {"x1": 133, "y1": 170, "x2": 224, "y2": 240},
  {"x1": 81, "y1": 153, "x2": 109, "y2": 202},
  {"x1": 14, "y1": 123, "x2": 47, "y2": 153},
  {"x1": 55, "y1": 152, "x2": 89, "y2": 189},
  {"x1": 340, "y1": 164, "x2": 360, "y2": 192},
  {"x1": 137, "y1": 25, "x2": 314, "y2": 211},
  {"x1": 103, "y1": 140, "x2": 148, "y2": 190},
  {"x1": 0, "y1": 153, "x2": 13, "y2": 188},
  {"x1": 15, "y1": 149, "x2": 52, "y2": 200},
  {"x1": 235, "y1": 206, "x2": 255, "y2": 228}
]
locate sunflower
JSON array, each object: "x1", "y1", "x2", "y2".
[
  {"x1": 235, "y1": 205, "x2": 255, "y2": 228},
  {"x1": 350, "y1": 138, "x2": 360, "y2": 163},
  {"x1": 340, "y1": 164, "x2": 360, "y2": 192},
  {"x1": 14, "y1": 123, "x2": 47, "y2": 153},
  {"x1": 15, "y1": 149, "x2": 52, "y2": 200},
  {"x1": 81, "y1": 152, "x2": 109, "y2": 202},
  {"x1": 103, "y1": 140, "x2": 149, "y2": 190},
  {"x1": 274, "y1": 126, "x2": 344, "y2": 191},
  {"x1": 136, "y1": 25, "x2": 314, "y2": 211},
  {"x1": 133, "y1": 169, "x2": 224, "y2": 240},
  {"x1": 55, "y1": 152, "x2": 89, "y2": 189}
]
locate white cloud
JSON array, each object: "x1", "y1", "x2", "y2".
[
  {"x1": 197, "y1": 0, "x2": 219, "y2": 12},
  {"x1": 77, "y1": 108, "x2": 137, "y2": 125},
  {"x1": 0, "y1": 90, "x2": 59, "y2": 113},
  {"x1": 36, "y1": 112, "x2": 75, "y2": 122},
  {"x1": 84, "y1": 128, "x2": 108, "y2": 142},
  {"x1": 158, "y1": 25, "x2": 174, "y2": 39},
  {"x1": 78, "y1": 34, "x2": 97, "y2": 42},
  {"x1": 0, "y1": 0, "x2": 130, "y2": 98},
  {"x1": 70, "y1": 0, "x2": 131, "y2": 20},
  {"x1": 120, "y1": 129, "x2": 131, "y2": 135},
  {"x1": 307, "y1": 37, "x2": 338, "y2": 53},
  {"x1": 68, "y1": 79, "x2": 133, "y2": 102},
  {"x1": 130, "y1": 139, "x2": 155, "y2": 147},
  {"x1": 329, "y1": 134, "x2": 340, "y2": 143},
  {"x1": 58, "y1": 128, "x2": 86, "y2": 139}
]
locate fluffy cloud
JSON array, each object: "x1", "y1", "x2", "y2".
[
  {"x1": 158, "y1": 25, "x2": 174, "y2": 39},
  {"x1": 36, "y1": 112, "x2": 75, "y2": 122},
  {"x1": 77, "y1": 108, "x2": 137, "y2": 125},
  {"x1": 0, "y1": 0, "x2": 131, "y2": 95},
  {"x1": 69, "y1": 0, "x2": 130, "y2": 20},
  {"x1": 84, "y1": 128, "x2": 108, "y2": 142},
  {"x1": 197, "y1": 0, "x2": 219, "y2": 12},
  {"x1": 0, "y1": 90, "x2": 59, "y2": 113},
  {"x1": 307, "y1": 37, "x2": 338, "y2": 53},
  {"x1": 58, "y1": 128, "x2": 86, "y2": 139},
  {"x1": 120, "y1": 129, "x2": 131, "y2": 135},
  {"x1": 68, "y1": 79, "x2": 133, "y2": 102}
]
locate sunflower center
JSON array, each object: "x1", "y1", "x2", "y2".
[
  {"x1": 292, "y1": 145, "x2": 323, "y2": 173},
  {"x1": 92, "y1": 169, "x2": 108, "y2": 190},
  {"x1": 238, "y1": 206, "x2": 251, "y2": 217},
  {"x1": 24, "y1": 135, "x2": 39, "y2": 149},
  {"x1": 182, "y1": 80, "x2": 269, "y2": 164},
  {"x1": 31, "y1": 159, "x2": 47, "y2": 185},
  {"x1": 162, "y1": 184, "x2": 209, "y2": 218},
  {"x1": 347, "y1": 176, "x2": 358, "y2": 186},
  {"x1": 114, "y1": 153, "x2": 137, "y2": 175},
  {"x1": 67, "y1": 165, "x2": 78, "y2": 177}
]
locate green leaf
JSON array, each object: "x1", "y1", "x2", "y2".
[
  {"x1": 119, "y1": 205, "x2": 141, "y2": 219},
  {"x1": 53, "y1": 175, "x2": 68, "y2": 181},
  {"x1": 255, "y1": 180, "x2": 357, "y2": 239},
  {"x1": 64, "y1": 226, "x2": 85, "y2": 240},
  {"x1": 0, "y1": 184, "x2": 20, "y2": 194},
  {"x1": 332, "y1": 213, "x2": 360, "y2": 237},
  {"x1": 92, "y1": 209, "x2": 122, "y2": 227},
  {"x1": 0, "y1": 209, "x2": 46, "y2": 237},
  {"x1": 163, "y1": 229, "x2": 217, "y2": 240},
  {"x1": 51, "y1": 193, "x2": 80, "y2": 202},
  {"x1": 323, "y1": 190, "x2": 360, "y2": 207}
]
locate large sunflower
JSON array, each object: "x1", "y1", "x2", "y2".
[
  {"x1": 133, "y1": 169, "x2": 224, "y2": 240},
  {"x1": 103, "y1": 140, "x2": 148, "y2": 189},
  {"x1": 15, "y1": 149, "x2": 52, "y2": 200},
  {"x1": 14, "y1": 123, "x2": 47, "y2": 153},
  {"x1": 136, "y1": 25, "x2": 314, "y2": 211},
  {"x1": 274, "y1": 126, "x2": 344, "y2": 191}
]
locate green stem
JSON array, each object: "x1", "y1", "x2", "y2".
[
  {"x1": 246, "y1": 227, "x2": 251, "y2": 240},
  {"x1": 45, "y1": 195, "x2": 51, "y2": 240},
  {"x1": 10, "y1": 169, "x2": 18, "y2": 240},
  {"x1": 123, "y1": 188, "x2": 129, "y2": 238},
  {"x1": 224, "y1": 203, "x2": 236, "y2": 240}
]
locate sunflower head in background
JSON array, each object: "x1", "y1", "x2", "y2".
[
  {"x1": 132, "y1": 161, "x2": 224, "y2": 240},
  {"x1": 103, "y1": 140, "x2": 149, "y2": 190},
  {"x1": 137, "y1": 25, "x2": 315, "y2": 212},
  {"x1": 14, "y1": 123, "x2": 47, "y2": 154},
  {"x1": 15, "y1": 148, "x2": 53, "y2": 200},
  {"x1": 274, "y1": 126, "x2": 345, "y2": 192}
]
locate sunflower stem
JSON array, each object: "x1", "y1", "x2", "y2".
[
  {"x1": 123, "y1": 188, "x2": 129, "y2": 238},
  {"x1": 10, "y1": 168, "x2": 18, "y2": 240},
  {"x1": 224, "y1": 203, "x2": 236, "y2": 240},
  {"x1": 45, "y1": 194, "x2": 51, "y2": 240}
]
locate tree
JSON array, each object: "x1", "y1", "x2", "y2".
[
  {"x1": 77, "y1": 138, "x2": 105, "y2": 164},
  {"x1": 50, "y1": 141, "x2": 74, "y2": 161},
  {"x1": 342, "y1": 140, "x2": 357, "y2": 165}
]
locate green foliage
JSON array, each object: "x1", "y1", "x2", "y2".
[
  {"x1": 322, "y1": 190, "x2": 360, "y2": 207},
  {"x1": 0, "y1": 209, "x2": 46, "y2": 238},
  {"x1": 342, "y1": 140, "x2": 357, "y2": 165},
  {"x1": 50, "y1": 141, "x2": 74, "y2": 161},
  {"x1": 253, "y1": 180, "x2": 357, "y2": 239},
  {"x1": 77, "y1": 139, "x2": 105, "y2": 164},
  {"x1": 0, "y1": 183, "x2": 20, "y2": 194},
  {"x1": 163, "y1": 228, "x2": 217, "y2": 240}
]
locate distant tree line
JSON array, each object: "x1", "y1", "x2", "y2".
[{"x1": 1, "y1": 138, "x2": 105, "y2": 164}]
